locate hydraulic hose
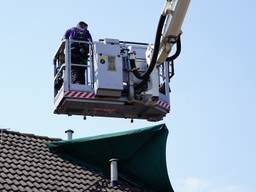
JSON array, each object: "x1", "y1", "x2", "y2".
[
  {"x1": 130, "y1": 59, "x2": 141, "y2": 79},
  {"x1": 166, "y1": 34, "x2": 181, "y2": 62},
  {"x1": 130, "y1": 14, "x2": 167, "y2": 81},
  {"x1": 167, "y1": 35, "x2": 181, "y2": 80}
]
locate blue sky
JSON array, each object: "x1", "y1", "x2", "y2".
[{"x1": 0, "y1": 0, "x2": 255, "y2": 191}]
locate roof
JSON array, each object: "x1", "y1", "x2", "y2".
[
  {"x1": 0, "y1": 129, "x2": 153, "y2": 192},
  {"x1": 48, "y1": 124, "x2": 173, "y2": 192}
]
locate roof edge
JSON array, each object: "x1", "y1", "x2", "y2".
[
  {"x1": 0, "y1": 128, "x2": 62, "y2": 141},
  {"x1": 48, "y1": 123, "x2": 167, "y2": 147}
]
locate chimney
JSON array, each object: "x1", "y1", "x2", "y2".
[
  {"x1": 109, "y1": 158, "x2": 118, "y2": 186},
  {"x1": 65, "y1": 129, "x2": 74, "y2": 140}
]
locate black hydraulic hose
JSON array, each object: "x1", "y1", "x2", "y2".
[
  {"x1": 130, "y1": 14, "x2": 167, "y2": 81},
  {"x1": 166, "y1": 35, "x2": 181, "y2": 80},
  {"x1": 130, "y1": 59, "x2": 142, "y2": 79},
  {"x1": 166, "y1": 35, "x2": 181, "y2": 62}
]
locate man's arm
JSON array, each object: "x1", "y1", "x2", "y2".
[
  {"x1": 87, "y1": 31, "x2": 93, "y2": 42},
  {"x1": 63, "y1": 28, "x2": 73, "y2": 40}
]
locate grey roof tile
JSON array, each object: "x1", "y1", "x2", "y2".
[{"x1": 0, "y1": 129, "x2": 153, "y2": 192}]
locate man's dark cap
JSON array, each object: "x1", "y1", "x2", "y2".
[{"x1": 78, "y1": 21, "x2": 88, "y2": 27}]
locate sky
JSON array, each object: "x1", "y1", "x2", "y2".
[{"x1": 0, "y1": 0, "x2": 255, "y2": 191}]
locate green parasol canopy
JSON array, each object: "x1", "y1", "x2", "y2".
[{"x1": 48, "y1": 124, "x2": 173, "y2": 192}]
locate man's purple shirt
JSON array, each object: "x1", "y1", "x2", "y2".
[{"x1": 64, "y1": 27, "x2": 92, "y2": 42}]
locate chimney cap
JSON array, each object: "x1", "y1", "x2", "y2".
[
  {"x1": 109, "y1": 158, "x2": 118, "y2": 162},
  {"x1": 65, "y1": 129, "x2": 74, "y2": 133}
]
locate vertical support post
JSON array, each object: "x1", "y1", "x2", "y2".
[
  {"x1": 90, "y1": 41, "x2": 95, "y2": 89},
  {"x1": 64, "y1": 39, "x2": 71, "y2": 91},
  {"x1": 128, "y1": 63, "x2": 134, "y2": 101},
  {"x1": 164, "y1": 61, "x2": 170, "y2": 98},
  {"x1": 53, "y1": 62, "x2": 57, "y2": 97}
]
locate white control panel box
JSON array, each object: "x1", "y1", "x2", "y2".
[{"x1": 93, "y1": 41, "x2": 123, "y2": 97}]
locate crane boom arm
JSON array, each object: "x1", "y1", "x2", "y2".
[{"x1": 157, "y1": 0, "x2": 190, "y2": 64}]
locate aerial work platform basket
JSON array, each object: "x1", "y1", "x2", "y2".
[{"x1": 53, "y1": 39, "x2": 171, "y2": 121}]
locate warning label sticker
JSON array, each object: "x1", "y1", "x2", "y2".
[
  {"x1": 99, "y1": 55, "x2": 107, "y2": 64},
  {"x1": 108, "y1": 56, "x2": 116, "y2": 71}
]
